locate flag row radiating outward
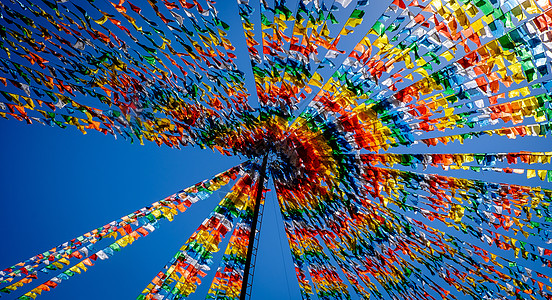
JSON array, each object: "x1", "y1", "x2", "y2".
[{"x1": 0, "y1": 0, "x2": 551, "y2": 299}]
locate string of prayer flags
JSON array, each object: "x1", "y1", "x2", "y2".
[
  {"x1": 138, "y1": 167, "x2": 260, "y2": 299},
  {"x1": 0, "y1": 164, "x2": 246, "y2": 298}
]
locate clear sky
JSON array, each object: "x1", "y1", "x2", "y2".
[{"x1": 0, "y1": 115, "x2": 305, "y2": 299}]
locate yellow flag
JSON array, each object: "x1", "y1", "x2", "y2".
[
  {"x1": 537, "y1": 170, "x2": 547, "y2": 180},
  {"x1": 344, "y1": 18, "x2": 362, "y2": 28},
  {"x1": 309, "y1": 73, "x2": 324, "y2": 88}
]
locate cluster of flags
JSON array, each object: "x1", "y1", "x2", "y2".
[{"x1": 0, "y1": 0, "x2": 551, "y2": 299}]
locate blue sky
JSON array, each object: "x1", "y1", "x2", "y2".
[{"x1": 0, "y1": 117, "x2": 302, "y2": 299}]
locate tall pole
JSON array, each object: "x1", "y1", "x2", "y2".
[{"x1": 240, "y1": 154, "x2": 268, "y2": 300}]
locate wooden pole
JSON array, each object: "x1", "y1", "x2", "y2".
[{"x1": 239, "y1": 154, "x2": 268, "y2": 300}]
